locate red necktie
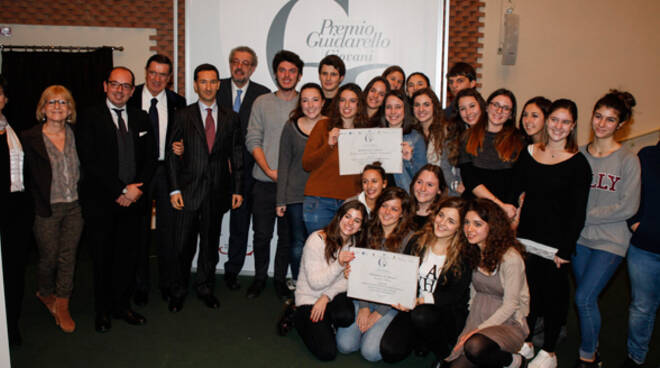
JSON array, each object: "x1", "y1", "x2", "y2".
[{"x1": 205, "y1": 108, "x2": 215, "y2": 153}]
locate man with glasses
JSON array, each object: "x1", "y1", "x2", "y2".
[
  {"x1": 76, "y1": 66, "x2": 156, "y2": 332},
  {"x1": 127, "y1": 54, "x2": 186, "y2": 308},
  {"x1": 217, "y1": 46, "x2": 271, "y2": 291}
]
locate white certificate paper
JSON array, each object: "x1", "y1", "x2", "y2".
[
  {"x1": 518, "y1": 238, "x2": 558, "y2": 260},
  {"x1": 347, "y1": 248, "x2": 419, "y2": 309},
  {"x1": 338, "y1": 128, "x2": 402, "y2": 175}
]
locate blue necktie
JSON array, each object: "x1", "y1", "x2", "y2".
[{"x1": 233, "y1": 89, "x2": 242, "y2": 113}]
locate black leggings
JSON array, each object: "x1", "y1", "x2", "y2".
[
  {"x1": 380, "y1": 304, "x2": 465, "y2": 363},
  {"x1": 449, "y1": 333, "x2": 514, "y2": 368},
  {"x1": 294, "y1": 292, "x2": 354, "y2": 361}
]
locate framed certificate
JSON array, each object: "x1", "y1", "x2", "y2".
[
  {"x1": 347, "y1": 248, "x2": 419, "y2": 309},
  {"x1": 338, "y1": 128, "x2": 402, "y2": 175}
]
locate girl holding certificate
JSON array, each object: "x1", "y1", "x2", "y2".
[
  {"x1": 381, "y1": 89, "x2": 427, "y2": 191},
  {"x1": 458, "y1": 89, "x2": 524, "y2": 220},
  {"x1": 511, "y1": 99, "x2": 591, "y2": 368},
  {"x1": 414, "y1": 88, "x2": 464, "y2": 197},
  {"x1": 293, "y1": 200, "x2": 368, "y2": 361},
  {"x1": 380, "y1": 197, "x2": 480, "y2": 365},
  {"x1": 409, "y1": 164, "x2": 447, "y2": 230},
  {"x1": 336, "y1": 187, "x2": 413, "y2": 362},
  {"x1": 446, "y1": 198, "x2": 529, "y2": 368},
  {"x1": 302, "y1": 83, "x2": 368, "y2": 233},
  {"x1": 573, "y1": 90, "x2": 640, "y2": 368}
]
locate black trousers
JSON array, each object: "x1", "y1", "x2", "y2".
[
  {"x1": 135, "y1": 163, "x2": 176, "y2": 293},
  {"x1": 87, "y1": 203, "x2": 141, "y2": 314},
  {"x1": 251, "y1": 180, "x2": 290, "y2": 281},
  {"x1": 224, "y1": 166, "x2": 255, "y2": 275},
  {"x1": 294, "y1": 292, "x2": 355, "y2": 361},
  {"x1": 171, "y1": 195, "x2": 225, "y2": 298}
]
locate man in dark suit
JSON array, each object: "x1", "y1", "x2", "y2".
[
  {"x1": 217, "y1": 46, "x2": 270, "y2": 291},
  {"x1": 166, "y1": 64, "x2": 243, "y2": 312},
  {"x1": 76, "y1": 67, "x2": 156, "y2": 332},
  {"x1": 127, "y1": 54, "x2": 187, "y2": 307}
]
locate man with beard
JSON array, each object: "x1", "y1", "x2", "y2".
[{"x1": 245, "y1": 50, "x2": 302, "y2": 300}]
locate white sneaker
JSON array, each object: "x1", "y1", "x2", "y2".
[
  {"x1": 528, "y1": 349, "x2": 557, "y2": 368},
  {"x1": 518, "y1": 342, "x2": 535, "y2": 360},
  {"x1": 286, "y1": 278, "x2": 296, "y2": 291}
]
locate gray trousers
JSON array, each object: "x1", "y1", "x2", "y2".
[{"x1": 34, "y1": 201, "x2": 83, "y2": 297}]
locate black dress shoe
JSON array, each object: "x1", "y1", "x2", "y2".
[
  {"x1": 133, "y1": 290, "x2": 149, "y2": 307},
  {"x1": 247, "y1": 279, "x2": 266, "y2": 299},
  {"x1": 198, "y1": 294, "x2": 220, "y2": 309},
  {"x1": 168, "y1": 296, "x2": 184, "y2": 313},
  {"x1": 95, "y1": 313, "x2": 112, "y2": 333},
  {"x1": 113, "y1": 309, "x2": 147, "y2": 325},
  {"x1": 274, "y1": 280, "x2": 294, "y2": 301},
  {"x1": 224, "y1": 273, "x2": 240, "y2": 291}
]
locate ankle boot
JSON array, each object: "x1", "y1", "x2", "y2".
[
  {"x1": 36, "y1": 292, "x2": 56, "y2": 315},
  {"x1": 54, "y1": 297, "x2": 76, "y2": 333}
]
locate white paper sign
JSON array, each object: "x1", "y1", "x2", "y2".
[{"x1": 338, "y1": 128, "x2": 402, "y2": 175}]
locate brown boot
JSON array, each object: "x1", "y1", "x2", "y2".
[
  {"x1": 54, "y1": 297, "x2": 76, "y2": 333},
  {"x1": 36, "y1": 292, "x2": 56, "y2": 316}
]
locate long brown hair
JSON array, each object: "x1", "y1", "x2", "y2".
[
  {"x1": 322, "y1": 200, "x2": 368, "y2": 263},
  {"x1": 409, "y1": 164, "x2": 447, "y2": 214},
  {"x1": 327, "y1": 83, "x2": 369, "y2": 130},
  {"x1": 288, "y1": 82, "x2": 324, "y2": 123},
  {"x1": 365, "y1": 187, "x2": 412, "y2": 252},
  {"x1": 414, "y1": 88, "x2": 464, "y2": 166},
  {"x1": 465, "y1": 89, "x2": 523, "y2": 162},
  {"x1": 410, "y1": 198, "x2": 479, "y2": 283},
  {"x1": 466, "y1": 198, "x2": 525, "y2": 273}
]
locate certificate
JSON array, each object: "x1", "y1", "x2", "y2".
[
  {"x1": 347, "y1": 248, "x2": 419, "y2": 310},
  {"x1": 518, "y1": 238, "x2": 558, "y2": 260},
  {"x1": 338, "y1": 128, "x2": 402, "y2": 175}
]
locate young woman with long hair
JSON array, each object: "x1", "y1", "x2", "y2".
[
  {"x1": 573, "y1": 90, "x2": 641, "y2": 368},
  {"x1": 302, "y1": 83, "x2": 369, "y2": 233},
  {"x1": 458, "y1": 89, "x2": 524, "y2": 220},
  {"x1": 519, "y1": 96, "x2": 551, "y2": 144},
  {"x1": 364, "y1": 76, "x2": 390, "y2": 127},
  {"x1": 345, "y1": 162, "x2": 388, "y2": 216},
  {"x1": 336, "y1": 187, "x2": 413, "y2": 362},
  {"x1": 450, "y1": 88, "x2": 487, "y2": 130},
  {"x1": 409, "y1": 164, "x2": 447, "y2": 230},
  {"x1": 382, "y1": 65, "x2": 405, "y2": 92},
  {"x1": 276, "y1": 82, "x2": 326, "y2": 284},
  {"x1": 414, "y1": 88, "x2": 464, "y2": 196},
  {"x1": 446, "y1": 198, "x2": 529, "y2": 368},
  {"x1": 512, "y1": 99, "x2": 592, "y2": 368},
  {"x1": 380, "y1": 197, "x2": 480, "y2": 365},
  {"x1": 293, "y1": 200, "x2": 368, "y2": 361}
]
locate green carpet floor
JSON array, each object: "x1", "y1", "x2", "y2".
[{"x1": 8, "y1": 245, "x2": 660, "y2": 368}]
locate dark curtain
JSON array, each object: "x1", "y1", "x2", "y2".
[{"x1": 1, "y1": 47, "x2": 113, "y2": 132}]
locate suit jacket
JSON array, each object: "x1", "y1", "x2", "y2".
[
  {"x1": 217, "y1": 78, "x2": 270, "y2": 184},
  {"x1": 127, "y1": 85, "x2": 187, "y2": 157},
  {"x1": 166, "y1": 102, "x2": 243, "y2": 213},
  {"x1": 76, "y1": 103, "x2": 157, "y2": 217}
]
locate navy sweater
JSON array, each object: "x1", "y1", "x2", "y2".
[{"x1": 627, "y1": 142, "x2": 660, "y2": 254}]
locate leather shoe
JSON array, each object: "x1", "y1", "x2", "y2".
[
  {"x1": 198, "y1": 294, "x2": 220, "y2": 309},
  {"x1": 113, "y1": 309, "x2": 147, "y2": 325},
  {"x1": 168, "y1": 296, "x2": 184, "y2": 313},
  {"x1": 133, "y1": 290, "x2": 149, "y2": 307},
  {"x1": 274, "y1": 280, "x2": 294, "y2": 301},
  {"x1": 224, "y1": 273, "x2": 240, "y2": 291},
  {"x1": 247, "y1": 279, "x2": 266, "y2": 299},
  {"x1": 95, "y1": 313, "x2": 112, "y2": 333}
]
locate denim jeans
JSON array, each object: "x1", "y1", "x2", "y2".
[
  {"x1": 626, "y1": 245, "x2": 660, "y2": 364},
  {"x1": 572, "y1": 243, "x2": 623, "y2": 359},
  {"x1": 302, "y1": 196, "x2": 344, "y2": 234},
  {"x1": 285, "y1": 203, "x2": 306, "y2": 281},
  {"x1": 336, "y1": 300, "x2": 398, "y2": 362}
]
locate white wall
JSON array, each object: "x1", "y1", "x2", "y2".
[
  {"x1": 479, "y1": 0, "x2": 660, "y2": 145},
  {"x1": 1, "y1": 24, "x2": 156, "y2": 86}
]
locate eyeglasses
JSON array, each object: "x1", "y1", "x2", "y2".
[
  {"x1": 107, "y1": 80, "x2": 134, "y2": 90},
  {"x1": 489, "y1": 102, "x2": 512, "y2": 113},
  {"x1": 230, "y1": 59, "x2": 252, "y2": 67},
  {"x1": 47, "y1": 99, "x2": 69, "y2": 106}
]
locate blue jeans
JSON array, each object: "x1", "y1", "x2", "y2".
[
  {"x1": 303, "y1": 196, "x2": 343, "y2": 234},
  {"x1": 571, "y1": 244, "x2": 623, "y2": 359},
  {"x1": 626, "y1": 245, "x2": 660, "y2": 364},
  {"x1": 336, "y1": 300, "x2": 398, "y2": 362},
  {"x1": 285, "y1": 203, "x2": 306, "y2": 281}
]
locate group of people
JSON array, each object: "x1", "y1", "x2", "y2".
[{"x1": 0, "y1": 46, "x2": 657, "y2": 368}]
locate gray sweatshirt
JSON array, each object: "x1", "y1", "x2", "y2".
[
  {"x1": 578, "y1": 145, "x2": 641, "y2": 257},
  {"x1": 245, "y1": 93, "x2": 298, "y2": 182},
  {"x1": 276, "y1": 121, "x2": 310, "y2": 206}
]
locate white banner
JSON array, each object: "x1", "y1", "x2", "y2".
[{"x1": 186, "y1": 0, "x2": 446, "y2": 275}]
